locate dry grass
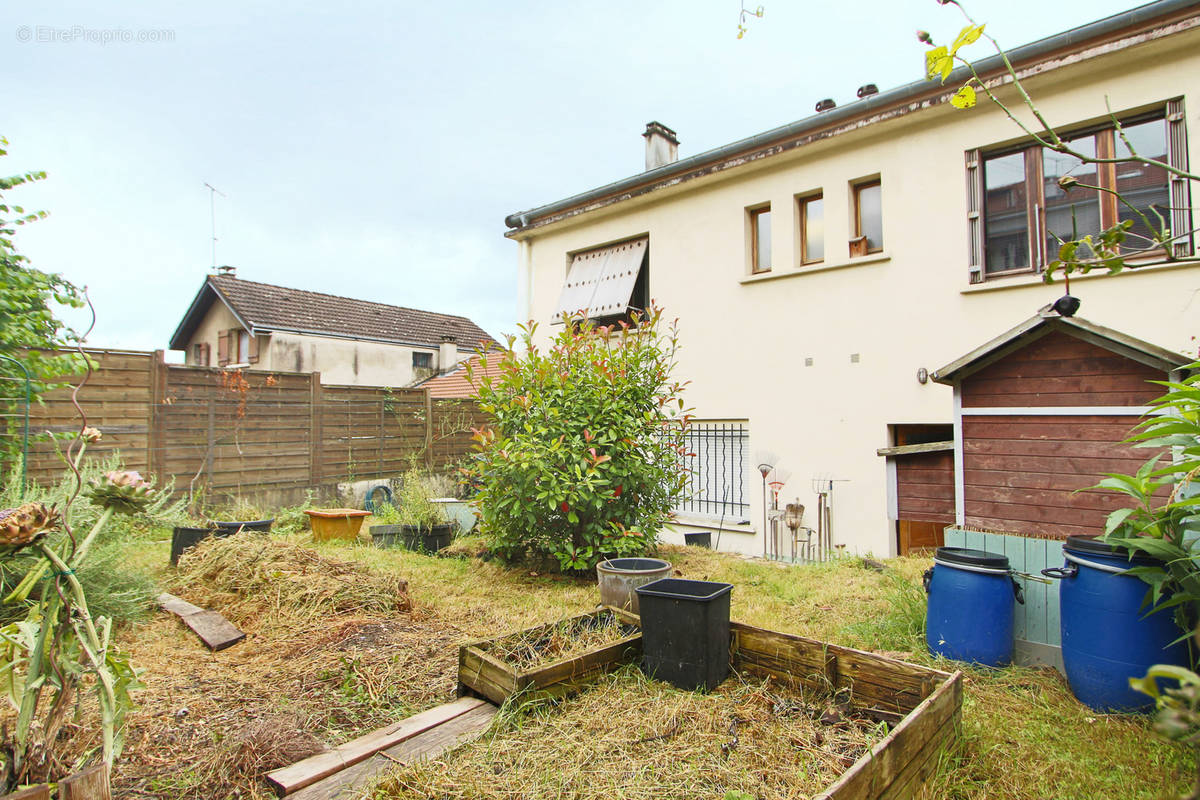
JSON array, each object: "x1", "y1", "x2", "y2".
[
  {"x1": 483, "y1": 610, "x2": 637, "y2": 671},
  {"x1": 169, "y1": 534, "x2": 411, "y2": 624},
  {"x1": 76, "y1": 533, "x2": 1195, "y2": 800},
  {"x1": 376, "y1": 665, "x2": 885, "y2": 800}
]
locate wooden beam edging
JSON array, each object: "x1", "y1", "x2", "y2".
[
  {"x1": 815, "y1": 671, "x2": 964, "y2": 800},
  {"x1": 265, "y1": 696, "x2": 486, "y2": 796}
]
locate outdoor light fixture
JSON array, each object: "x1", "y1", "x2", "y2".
[
  {"x1": 1052, "y1": 294, "x2": 1081, "y2": 317},
  {"x1": 754, "y1": 451, "x2": 778, "y2": 559}
]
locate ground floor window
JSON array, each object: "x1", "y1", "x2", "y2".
[{"x1": 675, "y1": 421, "x2": 750, "y2": 522}]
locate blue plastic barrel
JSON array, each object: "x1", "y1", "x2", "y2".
[
  {"x1": 1043, "y1": 535, "x2": 1189, "y2": 713},
  {"x1": 924, "y1": 547, "x2": 1018, "y2": 666}
]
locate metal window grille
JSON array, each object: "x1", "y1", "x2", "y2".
[{"x1": 675, "y1": 422, "x2": 749, "y2": 520}]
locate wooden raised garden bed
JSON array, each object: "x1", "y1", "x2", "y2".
[
  {"x1": 457, "y1": 607, "x2": 642, "y2": 704},
  {"x1": 458, "y1": 610, "x2": 962, "y2": 800}
]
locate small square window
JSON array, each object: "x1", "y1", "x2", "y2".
[
  {"x1": 852, "y1": 180, "x2": 883, "y2": 256},
  {"x1": 799, "y1": 194, "x2": 824, "y2": 265},
  {"x1": 413, "y1": 352, "x2": 432, "y2": 369},
  {"x1": 750, "y1": 206, "x2": 771, "y2": 273}
]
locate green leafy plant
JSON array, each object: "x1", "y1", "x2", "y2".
[
  {"x1": 1132, "y1": 664, "x2": 1200, "y2": 799},
  {"x1": 0, "y1": 138, "x2": 87, "y2": 468},
  {"x1": 379, "y1": 471, "x2": 447, "y2": 530},
  {"x1": 0, "y1": 432, "x2": 149, "y2": 788},
  {"x1": 1090, "y1": 365, "x2": 1200, "y2": 642},
  {"x1": 467, "y1": 305, "x2": 691, "y2": 572}
]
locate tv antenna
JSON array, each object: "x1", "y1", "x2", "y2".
[{"x1": 203, "y1": 182, "x2": 226, "y2": 269}]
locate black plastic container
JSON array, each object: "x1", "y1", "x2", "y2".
[
  {"x1": 170, "y1": 527, "x2": 228, "y2": 566},
  {"x1": 635, "y1": 577, "x2": 733, "y2": 691},
  {"x1": 401, "y1": 523, "x2": 454, "y2": 553},
  {"x1": 211, "y1": 518, "x2": 274, "y2": 533}
]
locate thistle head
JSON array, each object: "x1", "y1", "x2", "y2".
[
  {"x1": 0, "y1": 503, "x2": 60, "y2": 549},
  {"x1": 88, "y1": 470, "x2": 155, "y2": 514}
]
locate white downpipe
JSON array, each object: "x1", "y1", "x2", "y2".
[{"x1": 517, "y1": 239, "x2": 533, "y2": 326}]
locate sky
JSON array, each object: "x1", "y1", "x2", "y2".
[{"x1": 6, "y1": 0, "x2": 1145, "y2": 358}]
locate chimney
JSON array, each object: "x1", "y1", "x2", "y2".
[
  {"x1": 643, "y1": 121, "x2": 679, "y2": 171},
  {"x1": 438, "y1": 335, "x2": 458, "y2": 373}
]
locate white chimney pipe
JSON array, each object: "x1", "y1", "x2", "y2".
[
  {"x1": 643, "y1": 121, "x2": 679, "y2": 171},
  {"x1": 438, "y1": 335, "x2": 458, "y2": 373}
]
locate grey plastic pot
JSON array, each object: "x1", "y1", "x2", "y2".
[{"x1": 596, "y1": 557, "x2": 673, "y2": 615}]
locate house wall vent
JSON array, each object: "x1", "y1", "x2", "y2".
[{"x1": 643, "y1": 121, "x2": 679, "y2": 171}]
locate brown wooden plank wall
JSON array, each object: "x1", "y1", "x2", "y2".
[
  {"x1": 16, "y1": 350, "x2": 484, "y2": 500},
  {"x1": 962, "y1": 414, "x2": 1159, "y2": 539},
  {"x1": 895, "y1": 451, "x2": 954, "y2": 525},
  {"x1": 960, "y1": 331, "x2": 1165, "y2": 408},
  {"x1": 22, "y1": 350, "x2": 154, "y2": 484}
]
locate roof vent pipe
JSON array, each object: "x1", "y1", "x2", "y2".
[
  {"x1": 815, "y1": 98, "x2": 836, "y2": 112},
  {"x1": 856, "y1": 84, "x2": 879, "y2": 98},
  {"x1": 643, "y1": 121, "x2": 679, "y2": 171}
]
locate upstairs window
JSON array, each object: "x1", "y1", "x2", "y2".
[
  {"x1": 852, "y1": 180, "x2": 883, "y2": 256},
  {"x1": 968, "y1": 103, "x2": 1189, "y2": 282},
  {"x1": 553, "y1": 236, "x2": 649, "y2": 326},
  {"x1": 192, "y1": 342, "x2": 210, "y2": 367},
  {"x1": 413, "y1": 352, "x2": 432, "y2": 369},
  {"x1": 749, "y1": 206, "x2": 771, "y2": 273},
  {"x1": 799, "y1": 193, "x2": 824, "y2": 265}
]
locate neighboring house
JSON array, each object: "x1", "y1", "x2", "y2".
[
  {"x1": 169, "y1": 269, "x2": 497, "y2": 386},
  {"x1": 416, "y1": 353, "x2": 505, "y2": 399},
  {"x1": 502, "y1": 1, "x2": 1200, "y2": 557}
]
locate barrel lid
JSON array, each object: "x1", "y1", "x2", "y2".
[
  {"x1": 1064, "y1": 534, "x2": 1160, "y2": 564},
  {"x1": 934, "y1": 547, "x2": 1009, "y2": 570}
]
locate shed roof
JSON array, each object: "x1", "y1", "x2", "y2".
[
  {"x1": 169, "y1": 274, "x2": 498, "y2": 352},
  {"x1": 416, "y1": 353, "x2": 504, "y2": 399},
  {"x1": 931, "y1": 312, "x2": 1190, "y2": 385}
]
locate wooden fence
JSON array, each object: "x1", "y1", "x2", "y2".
[{"x1": 12, "y1": 349, "x2": 484, "y2": 504}]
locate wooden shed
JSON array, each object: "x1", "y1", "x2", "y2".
[{"x1": 931, "y1": 312, "x2": 1189, "y2": 540}]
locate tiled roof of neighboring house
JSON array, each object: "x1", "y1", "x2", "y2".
[
  {"x1": 169, "y1": 274, "x2": 498, "y2": 352},
  {"x1": 417, "y1": 353, "x2": 505, "y2": 398}
]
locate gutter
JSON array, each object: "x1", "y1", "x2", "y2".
[{"x1": 503, "y1": 0, "x2": 1200, "y2": 235}]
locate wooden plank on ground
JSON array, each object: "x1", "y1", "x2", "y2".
[
  {"x1": 288, "y1": 701, "x2": 497, "y2": 800},
  {"x1": 59, "y1": 764, "x2": 111, "y2": 800},
  {"x1": 266, "y1": 696, "x2": 486, "y2": 796},
  {"x1": 0, "y1": 785, "x2": 50, "y2": 800},
  {"x1": 157, "y1": 593, "x2": 245, "y2": 651}
]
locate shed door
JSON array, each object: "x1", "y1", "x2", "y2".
[{"x1": 895, "y1": 450, "x2": 955, "y2": 555}]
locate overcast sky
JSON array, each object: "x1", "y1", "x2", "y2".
[{"x1": 7, "y1": 0, "x2": 1143, "y2": 357}]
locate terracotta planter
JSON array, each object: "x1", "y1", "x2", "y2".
[{"x1": 304, "y1": 508, "x2": 371, "y2": 542}]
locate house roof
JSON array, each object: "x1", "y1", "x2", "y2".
[
  {"x1": 169, "y1": 274, "x2": 498, "y2": 352},
  {"x1": 503, "y1": 0, "x2": 1200, "y2": 236},
  {"x1": 931, "y1": 311, "x2": 1190, "y2": 386},
  {"x1": 416, "y1": 353, "x2": 505, "y2": 399}
]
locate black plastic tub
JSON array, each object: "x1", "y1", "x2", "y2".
[
  {"x1": 404, "y1": 523, "x2": 453, "y2": 552},
  {"x1": 170, "y1": 527, "x2": 229, "y2": 566},
  {"x1": 635, "y1": 577, "x2": 733, "y2": 691},
  {"x1": 211, "y1": 518, "x2": 274, "y2": 533},
  {"x1": 683, "y1": 532, "x2": 712, "y2": 548}
]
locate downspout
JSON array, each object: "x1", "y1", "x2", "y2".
[{"x1": 517, "y1": 238, "x2": 533, "y2": 326}]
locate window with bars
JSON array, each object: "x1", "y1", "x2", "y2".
[
  {"x1": 965, "y1": 100, "x2": 1191, "y2": 283},
  {"x1": 674, "y1": 422, "x2": 750, "y2": 521}
]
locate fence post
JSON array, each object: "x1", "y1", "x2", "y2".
[
  {"x1": 149, "y1": 350, "x2": 167, "y2": 479},
  {"x1": 423, "y1": 389, "x2": 433, "y2": 469},
  {"x1": 310, "y1": 373, "x2": 323, "y2": 490}
]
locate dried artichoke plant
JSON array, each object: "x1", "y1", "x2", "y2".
[{"x1": 0, "y1": 435, "x2": 151, "y2": 787}]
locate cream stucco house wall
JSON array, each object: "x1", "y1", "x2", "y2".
[
  {"x1": 503, "y1": 1, "x2": 1200, "y2": 558},
  {"x1": 169, "y1": 270, "x2": 496, "y2": 387}
]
